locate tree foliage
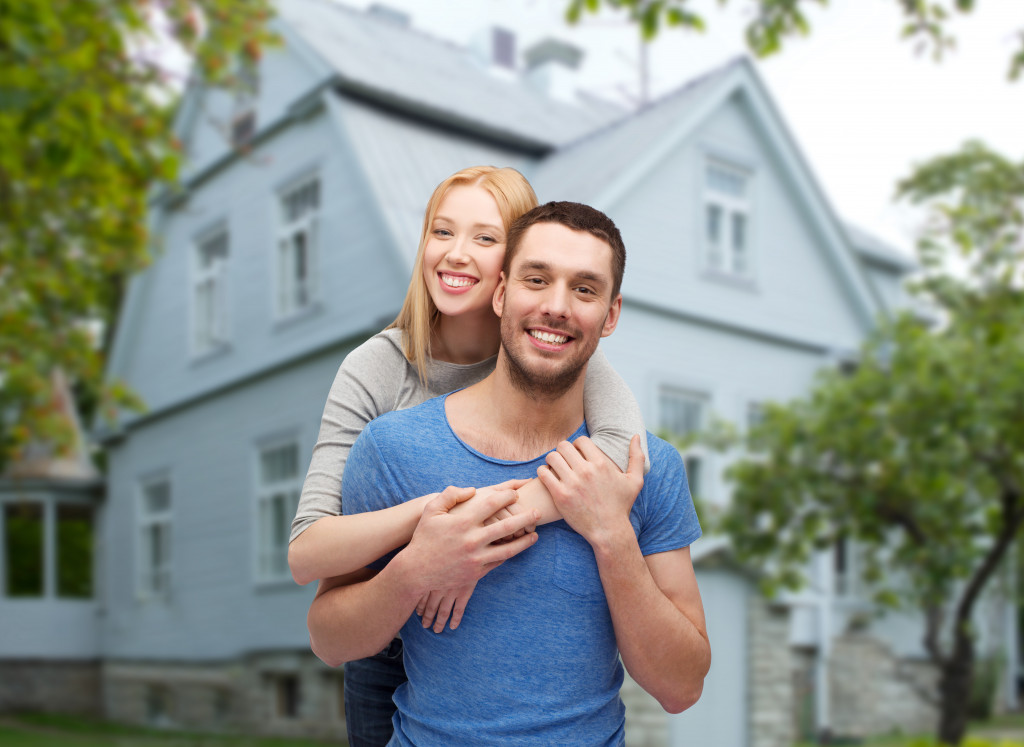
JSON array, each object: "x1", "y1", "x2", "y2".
[
  {"x1": 720, "y1": 141, "x2": 1024, "y2": 744},
  {"x1": 565, "y1": 0, "x2": 1024, "y2": 80},
  {"x1": 0, "y1": 1, "x2": 275, "y2": 472}
]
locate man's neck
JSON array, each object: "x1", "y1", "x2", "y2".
[{"x1": 445, "y1": 364, "x2": 587, "y2": 462}]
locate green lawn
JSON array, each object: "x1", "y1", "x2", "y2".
[
  {"x1": 792, "y1": 713, "x2": 1024, "y2": 746},
  {"x1": 0, "y1": 713, "x2": 343, "y2": 747}
]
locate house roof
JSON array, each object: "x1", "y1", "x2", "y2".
[{"x1": 276, "y1": 0, "x2": 622, "y2": 150}]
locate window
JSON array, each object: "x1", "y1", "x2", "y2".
[
  {"x1": 4, "y1": 503, "x2": 44, "y2": 597},
  {"x1": 834, "y1": 535, "x2": 858, "y2": 597},
  {"x1": 256, "y1": 441, "x2": 301, "y2": 582},
  {"x1": 230, "y1": 62, "x2": 259, "y2": 148},
  {"x1": 193, "y1": 227, "x2": 229, "y2": 354},
  {"x1": 659, "y1": 387, "x2": 710, "y2": 500},
  {"x1": 271, "y1": 674, "x2": 301, "y2": 719},
  {"x1": 57, "y1": 504, "x2": 93, "y2": 598},
  {"x1": 139, "y1": 478, "x2": 172, "y2": 599},
  {"x1": 276, "y1": 176, "x2": 320, "y2": 318},
  {"x1": 746, "y1": 401, "x2": 765, "y2": 431},
  {"x1": 703, "y1": 160, "x2": 753, "y2": 279}
]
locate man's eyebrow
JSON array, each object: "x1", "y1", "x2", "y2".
[{"x1": 517, "y1": 260, "x2": 609, "y2": 287}]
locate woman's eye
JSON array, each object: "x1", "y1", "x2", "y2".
[
  {"x1": 478, "y1": 235, "x2": 497, "y2": 244},
  {"x1": 433, "y1": 229, "x2": 452, "y2": 238}
]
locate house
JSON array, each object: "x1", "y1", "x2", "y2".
[{"x1": 3, "y1": 0, "x2": 1016, "y2": 744}]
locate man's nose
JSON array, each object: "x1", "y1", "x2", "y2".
[{"x1": 540, "y1": 284, "x2": 571, "y2": 319}]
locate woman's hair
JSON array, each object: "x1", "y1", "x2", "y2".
[{"x1": 388, "y1": 166, "x2": 538, "y2": 383}]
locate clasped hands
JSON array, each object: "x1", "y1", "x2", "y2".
[{"x1": 410, "y1": 435, "x2": 645, "y2": 633}]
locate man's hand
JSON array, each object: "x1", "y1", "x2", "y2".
[
  {"x1": 538, "y1": 434, "x2": 645, "y2": 547},
  {"x1": 399, "y1": 485, "x2": 539, "y2": 599}
]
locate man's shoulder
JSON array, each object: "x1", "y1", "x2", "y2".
[
  {"x1": 644, "y1": 432, "x2": 686, "y2": 474},
  {"x1": 362, "y1": 393, "x2": 447, "y2": 440}
]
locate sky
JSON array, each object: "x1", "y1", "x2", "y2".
[{"x1": 343, "y1": 0, "x2": 1023, "y2": 255}]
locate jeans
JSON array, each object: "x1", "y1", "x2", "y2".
[{"x1": 344, "y1": 637, "x2": 407, "y2": 747}]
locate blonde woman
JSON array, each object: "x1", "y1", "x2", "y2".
[{"x1": 289, "y1": 166, "x2": 649, "y2": 747}]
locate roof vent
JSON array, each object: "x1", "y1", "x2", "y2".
[
  {"x1": 367, "y1": 3, "x2": 410, "y2": 28},
  {"x1": 524, "y1": 38, "x2": 584, "y2": 103}
]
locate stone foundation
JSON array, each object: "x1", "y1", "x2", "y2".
[
  {"x1": 749, "y1": 597, "x2": 794, "y2": 747},
  {"x1": 0, "y1": 659, "x2": 102, "y2": 716},
  {"x1": 102, "y1": 650, "x2": 345, "y2": 739},
  {"x1": 829, "y1": 633, "x2": 938, "y2": 738}
]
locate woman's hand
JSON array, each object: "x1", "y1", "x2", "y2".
[
  {"x1": 416, "y1": 583, "x2": 477, "y2": 632},
  {"x1": 477, "y1": 478, "x2": 534, "y2": 540}
]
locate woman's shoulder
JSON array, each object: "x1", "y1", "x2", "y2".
[{"x1": 342, "y1": 328, "x2": 409, "y2": 373}]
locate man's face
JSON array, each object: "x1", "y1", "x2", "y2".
[{"x1": 493, "y1": 221, "x2": 622, "y2": 398}]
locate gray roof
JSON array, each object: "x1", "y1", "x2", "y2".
[
  {"x1": 843, "y1": 222, "x2": 918, "y2": 271},
  {"x1": 529, "y1": 58, "x2": 740, "y2": 204},
  {"x1": 277, "y1": 0, "x2": 622, "y2": 150}
]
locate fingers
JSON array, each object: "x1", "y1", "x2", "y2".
[
  {"x1": 448, "y1": 584, "x2": 475, "y2": 630},
  {"x1": 493, "y1": 477, "x2": 530, "y2": 491},
  {"x1": 482, "y1": 508, "x2": 539, "y2": 546},
  {"x1": 626, "y1": 435, "x2": 646, "y2": 481},
  {"x1": 432, "y1": 595, "x2": 456, "y2": 634},
  {"x1": 481, "y1": 529, "x2": 538, "y2": 568},
  {"x1": 425, "y1": 486, "x2": 476, "y2": 516},
  {"x1": 419, "y1": 589, "x2": 439, "y2": 629}
]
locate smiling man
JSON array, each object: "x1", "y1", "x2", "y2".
[{"x1": 307, "y1": 202, "x2": 710, "y2": 746}]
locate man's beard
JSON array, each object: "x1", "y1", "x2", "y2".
[{"x1": 500, "y1": 315, "x2": 596, "y2": 400}]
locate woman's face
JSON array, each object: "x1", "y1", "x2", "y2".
[{"x1": 422, "y1": 184, "x2": 507, "y2": 320}]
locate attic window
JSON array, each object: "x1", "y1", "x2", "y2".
[
  {"x1": 703, "y1": 159, "x2": 753, "y2": 281},
  {"x1": 230, "y1": 62, "x2": 259, "y2": 148},
  {"x1": 275, "y1": 175, "x2": 320, "y2": 319}
]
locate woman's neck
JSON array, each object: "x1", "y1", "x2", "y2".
[{"x1": 430, "y1": 311, "x2": 501, "y2": 365}]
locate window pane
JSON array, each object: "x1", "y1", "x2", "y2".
[
  {"x1": 198, "y1": 231, "x2": 229, "y2": 268},
  {"x1": 707, "y1": 163, "x2": 747, "y2": 198},
  {"x1": 4, "y1": 503, "x2": 44, "y2": 597},
  {"x1": 684, "y1": 456, "x2": 702, "y2": 497},
  {"x1": 57, "y1": 505, "x2": 93, "y2": 598},
  {"x1": 706, "y1": 205, "x2": 723, "y2": 270},
  {"x1": 261, "y1": 443, "x2": 298, "y2": 484},
  {"x1": 144, "y1": 482, "x2": 170, "y2": 514},
  {"x1": 659, "y1": 389, "x2": 707, "y2": 440},
  {"x1": 731, "y1": 212, "x2": 747, "y2": 274}
]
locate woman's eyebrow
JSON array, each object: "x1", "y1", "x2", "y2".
[{"x1": 433, "y1": 214, "x2": 503, "y2": 233}]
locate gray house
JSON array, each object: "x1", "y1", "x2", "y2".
[{"x1": 3, "y1": 0, "x2": 1016, "y2": 744}]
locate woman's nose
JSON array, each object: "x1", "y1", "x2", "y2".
[{"x1": 445, "y1": 237, "x2": 470, "y2": 264}]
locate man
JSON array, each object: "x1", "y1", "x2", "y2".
[{"x1": 308, "y1": 202, "x2": 710, "y2": 745}]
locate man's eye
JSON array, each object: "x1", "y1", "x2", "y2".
[{"x1": 575, "y1": 286, "x2": 594, "y2": 295}]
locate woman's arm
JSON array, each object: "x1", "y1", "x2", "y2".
[
  {"x1": 583, "y1": 347, "x2": 651, "y2": 473},
  {"x1": 289, "y1": 334, "x2": 407, "y2": 585}
]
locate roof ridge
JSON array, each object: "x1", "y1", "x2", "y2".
[{"x1": 551, "y1": 55, "x2": 746, "y2": 157}]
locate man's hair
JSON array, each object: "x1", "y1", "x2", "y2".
[{"x1": 503, "y1": 201, "x2": 626, "y2": 299}]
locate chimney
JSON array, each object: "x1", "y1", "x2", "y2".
[
  {"x1": 469, "y1": 26, "x2": 517, "y2": 74},
  {"x1": 524, "y1": 37, "x2": 584, "y2": 103},
  {"x1": 367, "y1": 3, "x2": 410, "y2": 28}
]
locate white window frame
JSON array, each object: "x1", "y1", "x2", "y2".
[
  {"x1": 703, "y1": 158, "x2": 754, "y2": 280},
  {"x1": 254, "y1": 437, "x2": 302, "y2": 584},
  {"x1": 658, "y1": 386, "x2": 711, "y2": 501},
  {"x1": 191, "y1": 224, "x2": 230, "y2": 356},
  {"x1": 274, "y1": 174, "x2": 320, "y2": 320},
  {"x1": 137, "y1": 476, "x2": 172, "y2": 601},
  {"x1": 230, "y1": 61, "x2": 259, "y2": 148}
]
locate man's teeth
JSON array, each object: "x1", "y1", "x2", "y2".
[
  {"x1": 442, "y1": 274, "x2": 476, "y2": 288},
  {"x1": 529, "y1": 330, "x2": 568, "y2": 345}
]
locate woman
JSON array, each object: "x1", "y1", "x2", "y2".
[{"x1": 288, "y1": 166, "x2": 648, "y2": 747}]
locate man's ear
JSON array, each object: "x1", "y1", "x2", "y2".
[
  {"x1": 601, "y1": 293, "x2": 622, "y2": 338},
  {"x1": 493, "y1": 272, "x2": 507, "y2": 317}
]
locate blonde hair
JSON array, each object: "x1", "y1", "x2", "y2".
[{"x1": 388, "y1": 166, "x2": 538, "y2": 384}]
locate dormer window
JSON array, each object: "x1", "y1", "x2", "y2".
[
  {"x1": 230, "y1": 62, "x2": 259, "y2": 148},
  {"x1": 275, "y1": 175, "x2": 320, "y2": 319},
  {"x1": 192, "y1": 226, "x2": 230, "y2": 355},
  {"x1": 703, "y1": 159, "x2": 753, "y2": 280}
]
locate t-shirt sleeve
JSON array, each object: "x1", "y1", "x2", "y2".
[
  {"x1": 635, "y1": 437, "x2": 702, "y2": 557},
  {"x1": 289, "y1": 334, "x2": 406, "y2": 543},
  {"x1": 341, "y1": 426, "x2": 406, "y2": 570},
  {"x1": 583, "y1": 347, "x2": 651, "y2": 474}
]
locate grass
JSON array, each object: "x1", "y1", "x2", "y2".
[
  {"x1": 792, "y1": 713, "x2": 1024, "y2": 746},
  {"x1": 0, "y1": 713, "x2": 342, "y2": 747}
]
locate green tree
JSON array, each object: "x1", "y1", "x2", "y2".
[
  {"x1": 566, "y1": 0, "x2": 1024, "y2": 80},
  {"x1": 720, "y1": 141, "x2": 1024, "y2": 745},
  {"x1": 0, "y1": 1, "x2": 275, "y2": 473}
]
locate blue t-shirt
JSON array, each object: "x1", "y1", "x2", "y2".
[{"x1": 342, "y1": 394, "x2": 702, "y2": 746}]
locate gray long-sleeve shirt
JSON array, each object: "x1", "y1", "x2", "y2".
[{"x1": 290, "y1": 328, "x2": 649, "y2": 542}]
